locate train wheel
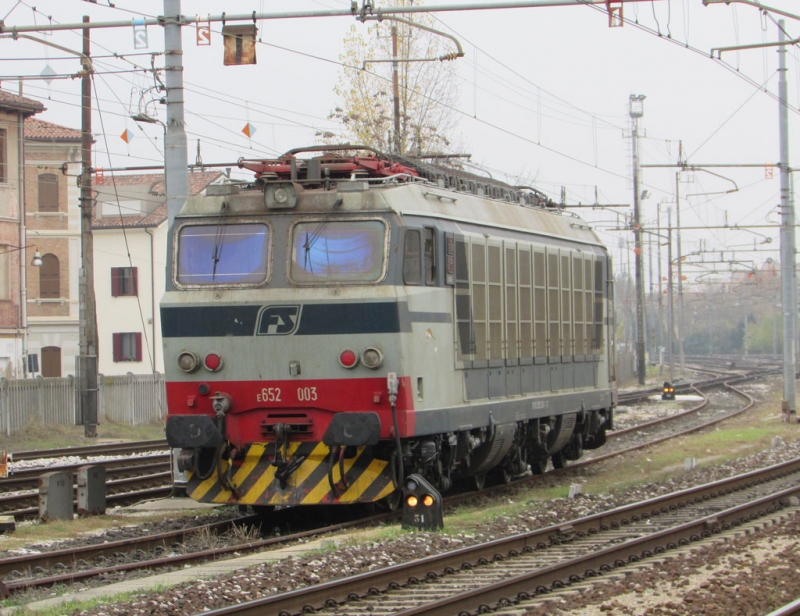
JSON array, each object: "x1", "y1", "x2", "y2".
[
  {"x1": 551, "y1": 452, "x2": 567, "y2": 470},
  {"x1": 472, "y1": 472, "x2": 487, "y2": 491},
  {"x1": 530, "y1": 458, "x2": 548, "y2": 475}
]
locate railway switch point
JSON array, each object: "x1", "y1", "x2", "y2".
[{"x1": 402, "y1": 474, "x2": 443, "y2": 531}]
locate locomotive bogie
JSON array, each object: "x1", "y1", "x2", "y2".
[{"x1": 164, "y1": 147, "x2": 616, "y2": 508}]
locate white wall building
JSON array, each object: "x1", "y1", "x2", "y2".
[{"x1": 92, "y1": 171, "x2": 222, "y2": 375}]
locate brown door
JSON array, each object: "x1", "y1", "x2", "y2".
[{"x1": 41, "y1": 346, "x2": 61, "y2": 377}]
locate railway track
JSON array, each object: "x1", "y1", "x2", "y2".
[
  {"x1": 0, "y1": 473, "x2": 174, "y2": 519},
  {"x1": 616, "y1": 358, "x2": 779, "y2": 405},
  {"x1": 10, "y1": 439, "x2": 168, "y2": 462},
  {"x1": 199, "y1": 456, "x2": 800, "y2": 616},
  {"x1": 0, "y1": 364, "x2": 774, "y2": 605},
  {"x1": 0, "y1": 454, "x2": 170, "y2": 493},
  {"x1": 0, "y1": 377, "x2": 762, "y2": 599},
  {"x1": 0, "y1": 440, "x2": 172, "y2": 519}
]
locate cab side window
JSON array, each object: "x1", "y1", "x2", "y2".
[
  {"x1": 424, "y1": 227, "x2": 436, "y2": 284},
  {"x1": 403, "y1": 229, "x2": 422, "y2": 284}
]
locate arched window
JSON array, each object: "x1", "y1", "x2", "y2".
[
  {"x1": 38, "y1": 173, "x2": 59, "y2": 212},
  {"x1": 39, "y1": 254, "x2": 60, "y2": 299}
]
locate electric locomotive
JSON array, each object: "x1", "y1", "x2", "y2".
[{"x1": 163, "y1": 145, "x2": 616, "y2": 509}]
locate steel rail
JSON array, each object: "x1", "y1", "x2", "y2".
[
  {"x1": 0, "y1": 455, "x2": 171, "y2": 492},
  {"x1": 0, "y1": 515, "x2": 259, "y2": 581},
  {"x1": 394, "y1": 485, "x2": 798, "y2": 615},
  {"x1": 0, "y1": 509, "x2": 397, "y2": 596},
  {"x1": 11, "y1": 440, "x2": 168, "y2": 462},
  {"x1": 0, "y1": 472, "x2": 174, "y2": 518},
  {"x1": 196, "y1": 457, "x2": 800, "y2": 615},
  {"x1": 0, "y1": 365, "x2": 769, "y2": 595}
]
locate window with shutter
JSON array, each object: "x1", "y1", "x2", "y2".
[
  {"x1": 111, "y1": 267, "x2": 138, "y2": 297},
  {"x1": 113, "y1": 332, "x2": 142, "y2": 362},
  {"x1": 38, "y1": 174, "x2": 59, "y2": 212}
]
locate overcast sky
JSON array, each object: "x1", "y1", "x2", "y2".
[{"x1": 2, "y1": 0, "x2": 799, "y2": 283}]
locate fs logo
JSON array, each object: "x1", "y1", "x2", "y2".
[{"x1": 257, "y1": 305, "x2": 301, "y2": 335}]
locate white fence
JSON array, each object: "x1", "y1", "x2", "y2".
[{"x1": 0, "y1": 373, "x2": 167, "y2": 435}]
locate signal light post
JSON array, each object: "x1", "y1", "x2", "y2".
[{"x1": 402, "y1": 474, "x2": 443, "y2": 531}]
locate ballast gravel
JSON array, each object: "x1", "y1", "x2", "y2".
[{"x1": 62, "y1": 436, "x2": 800, "y2": 616}]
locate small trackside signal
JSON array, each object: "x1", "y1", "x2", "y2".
[
  {"x1": 401, "y1": 473, "x2": 444, "y2": 531},
  {"x1": 662, "y1": 382, "x2": 675, "y2": 401}
]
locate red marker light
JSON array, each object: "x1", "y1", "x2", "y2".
[
  {"x1": 339, "y1": 349, "x2": 358, "y2": 369},
  {"x1": 204, "y1": 353, "x2": 223, "y2": 372}
]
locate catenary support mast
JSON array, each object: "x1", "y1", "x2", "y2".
[{"x1": 778, "y1": 20, "x2": 797, "y2": 420}]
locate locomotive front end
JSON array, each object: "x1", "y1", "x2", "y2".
[
  {"x1": 162, "y1": 145, "x2": 617, "y2": 512},
  {"x1": 162, "y1": 155, "x2": 417, "y2": 509}
]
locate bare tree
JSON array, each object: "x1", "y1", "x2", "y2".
[{"x1": 322, "y1": 0, "x2": 461, "y2": 155}]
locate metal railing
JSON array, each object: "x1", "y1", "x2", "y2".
[{"x1": 0, "y1": 373, "x2": 167, "y2": 435}]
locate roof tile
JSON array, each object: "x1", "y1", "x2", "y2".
[
  {"x1": 92, "y1": 171, "x2": 224, "y2": 229},
  {"x1": 0, "y1": 90, "x2": 45, "y2": 116},
  {"x1": 24, "y1": 118, "x2": 81, "y2": 142}
]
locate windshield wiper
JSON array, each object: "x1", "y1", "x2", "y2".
[
  {"x1": 302, "y1": 198, "x2": 342, "y2": 272},
  {"x1": 211, "y1": 201, "x2": 229, "y2": 281}
]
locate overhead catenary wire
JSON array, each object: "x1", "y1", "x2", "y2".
[{"x1": 3, "y1": 0, "x2": 794, "y2": 227}]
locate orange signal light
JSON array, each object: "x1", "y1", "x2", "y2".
[
  {"x1": 406, "y1": 495, "x2": 419, "y2": 507},
  {"x1": 422, "y1": 494, "x2": 435, "y2": 507}
]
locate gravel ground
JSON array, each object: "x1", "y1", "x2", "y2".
[
  {"x1": 0, "y1": 374, "x2": 788, "y2": 615},
  {"x1": 8, "y1": 452, "x2": 170, "y2": 473},
  {"x1": 60, "y1": 436, "x2": 800, "y2": 616},
  {"x1": 524, "y1": 512, "x2": 800, "y2": 615}
]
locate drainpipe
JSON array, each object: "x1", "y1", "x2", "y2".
[
  {"x1": 145, "y1": 227, "x2": 156, "y2": 371},
  {"x1": 17, "y1": 102, "x2": 28, "y2": 379}
]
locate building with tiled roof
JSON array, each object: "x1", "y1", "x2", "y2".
[
  {"x1": 0, "y1": 90, "x2": 45, "y2": 116},
  {"x1": 24, "y1": 117, "x2": 82, "y2": 142},
  {"x1": 92, "y1": 170, "x2": 224, "y2": 375},
  {"x1": 22, "y1": 116, "x2": 82, "y2": 378},
  {"x1": 0, "y1": 90, "x2": 45, "y2": 378}
]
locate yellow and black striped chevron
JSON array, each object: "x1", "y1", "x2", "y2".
[{"x1": 187, "y1": 441, "x2": 397, "y2": 505}]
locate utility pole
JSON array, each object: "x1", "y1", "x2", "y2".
[
  {"x1": 77, "y1": 15, "x2": 98, "y2": 437},
  {"x1": 656, "y1": 202, "x2": 664, "y2": 369},
  {"x1": 391, "y1": 24, "x2": 401, "y2": 154},
  {"x1": 667, "y1": 208, "x2": 674, "y2": 382},
  {"x1": 164, "y1": 0, "x2": 189, "y2": 230},
  {"x1": 778, "y1": 19, "x2": 797, "y2": 420},
  {"x1": 629, "y1": 94, "x2": 646, "y2": 385},
  {"x1": 675, "y1": 153, "x2": 686, "y2": 375}
]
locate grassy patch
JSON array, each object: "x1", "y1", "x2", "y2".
[
  {"x1": 0, "y1": 511, "x2": 196, "y2": 553},
  {"x1": 2, "y1": 588, "x2": 164, "y2": 614},
  {"x1": 436, "y1": 377, "x2": 800, "y2": 529},
  {"x1": 0, "y1": 420, "x2": 165, "y2": 453}
]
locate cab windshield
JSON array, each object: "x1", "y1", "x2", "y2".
[
  {"x1": 290, "y1": 220, "x2": 386, "y2": 283},
  {"x1": 177, "y1": 223, "x2": 269, "y2": 285}
]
